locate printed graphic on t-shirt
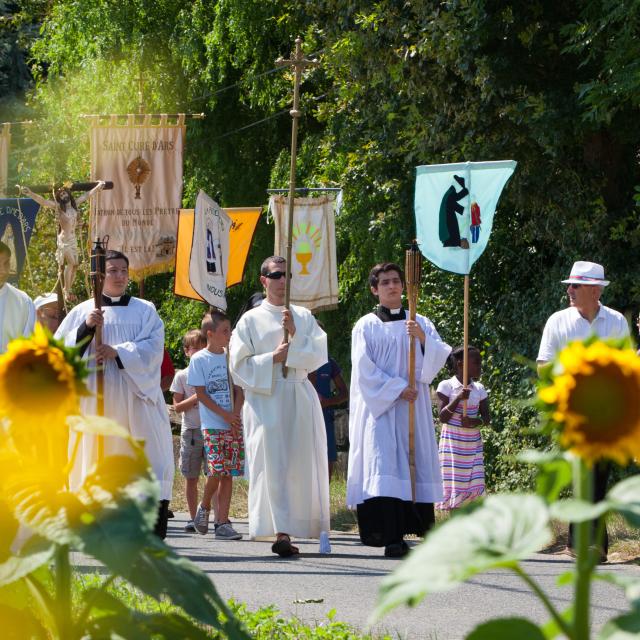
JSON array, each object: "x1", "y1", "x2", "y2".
[{"x1": 205, "y1": 362, "x2": 231, "y2": 411}]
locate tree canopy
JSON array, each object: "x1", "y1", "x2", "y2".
[{"x1": 2, "y1": 0, "x2": 639, "y2": 488}]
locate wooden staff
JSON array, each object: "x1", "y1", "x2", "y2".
[
  {"x1": 275, "y1": 37, "x2": 318, "y2": 377},
  {"x1": 90, "y1": 237, "x2": 108, "y2": 458},
  {"x1": 405, "y1": 240, "x2": 422, "y2": 502}
]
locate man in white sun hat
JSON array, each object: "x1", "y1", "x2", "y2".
[
  {"x1": 537, "y1": 260, "x2": 629, "y2": 562},
  {"x1": 537, "y1": 260, "x2": 628, "y2": 366},
  {"x1": 34, "y1": 292, "x2": 62, "y2": 333}
]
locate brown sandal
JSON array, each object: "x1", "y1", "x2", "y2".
[{"x1": 271, "y1": 534, "x2": 299, "y2": 557}]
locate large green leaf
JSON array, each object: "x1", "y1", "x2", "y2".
[
  {"x1": 0, "y1": 540, "x2": 55, "y2": 587},
  {"x1": 597, "y1": 610, "x2": 640, "y2": 639},
  {"x1": 121, "y1": 538, "x2": 249, "y2": 640},
  {"x1": 549, "y1": 499, "x2": 611, "y2": 523},
  {"x1": 607, "y1": 476, "x2": 640, "y2": 527},
  {"x1": 517, "y1": 450, "x2": 573, "y2": 502},
  {"x1": 467, "y1": 618, "x2": 546, "y2": 640},
  {"x1": 372, "y1": 494, "x2": 552, "y2": 621},
  {"x1": 81, "y1": 588, "x2": 212, "y2": 640}
]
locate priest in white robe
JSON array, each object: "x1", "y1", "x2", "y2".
[
  {"x1": 347, "y1": 262, "x2": 451, "y2": 557},
  {"x1": 55, "y1": 250, "x2": 174, "y2": 537},
  {"x1": 0, "y1": 241, "x2": 35, "y2": 352},
  {"x1": 229, "y1": 256, "x2": 329, "y2": 557}
]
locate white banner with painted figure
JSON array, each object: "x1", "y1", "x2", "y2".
[
  {"x1": 189, "y1": 190, "x2": 232, "y2": 311},
  {"x1": 89, "y1": 115, "x2": 185, "y2": 280},
  {"x1": 271, "y1": 195, "x2": 339, "y2": 312},
  {"x1": 0, "y1": 124, "x2": 10, "y2": 197}
]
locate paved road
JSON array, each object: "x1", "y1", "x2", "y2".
[
  {"x1": 73, "y1": 513, "x2": 639, "y2": 639},
  {"x1": 171, "y1": 515, "x2": 638, "y2": 639}
]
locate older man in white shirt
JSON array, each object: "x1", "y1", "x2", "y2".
[{"x1": 537, "y1": 260, "x2": 629, "y2": 562}]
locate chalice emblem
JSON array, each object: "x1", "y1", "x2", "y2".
[{"x1": 292, "y1": 222, "x2": 322, "y2": 276}]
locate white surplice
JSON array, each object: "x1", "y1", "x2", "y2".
[
  {"x1": 230, "y1": 301, "x2": 330, "y2": 539},
  {"x1": 347, "y1": 312, "x2": 451, "y2": 507},
  {"x1": 0, "y1": 283, "x2": 35, "y2": 352},
  {"x1": 55, "y1": 297, "x2": 174, "y2": 500}
]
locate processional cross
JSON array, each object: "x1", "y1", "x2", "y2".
[{"x1": 275, "y1": 37, "x2": 318, "y2": 376}]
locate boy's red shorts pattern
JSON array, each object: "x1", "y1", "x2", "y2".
[{"x1": 202, "y1": 428, "x2": 245, "y2": 477}]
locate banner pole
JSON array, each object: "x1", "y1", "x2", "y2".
[
  {"x1": 463, "y1": 274, "x2": 469, "y2": 417},
  {"x1": 275, "y1": 37, "x2": 318, "y2": 378}
]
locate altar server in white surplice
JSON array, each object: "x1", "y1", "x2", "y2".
[
  {"x1": 230, "y1": 256, "x2": 329, "y2": 557},
  {"x1": 347, "y1": 262, "x2": 451, "y2": 558},
  {"x1": 55, "y1": 250, "x2": 174, "y2": 538},
  {"x1": 0, "y1": 241, "x2": 35, "y2": 353}
]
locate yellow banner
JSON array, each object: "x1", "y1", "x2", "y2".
[{"x1": 174, "y1": 207, "x2": 261, "y2": 300}]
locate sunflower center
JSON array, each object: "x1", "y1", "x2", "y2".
[
  {"x1": 568, "y1": 364, "x2": 640, "y2": 442},
  {"x1": 5, "y1": 351, "x2": 70, "y2": 412}
]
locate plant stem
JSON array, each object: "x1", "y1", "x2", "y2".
[
  {"x1": 573, "y1": 457, "x2": 593, "y2": 640},
  {"x1": 55, "y1": 544, "x2": 72, "y2": 640},
  {"x1": 512, "y1": 564, "x2": 573, "y2": 638}
]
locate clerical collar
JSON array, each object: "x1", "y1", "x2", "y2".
[
  {"x1": 375, "y1": 305, "x2": 406, "y2": 322},
  {"x1": 102, "y1": 294, "x2": 131, "y2": 306}
]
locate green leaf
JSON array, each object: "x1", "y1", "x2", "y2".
[
  {"x1": 549, "y1": 499, "x2": 610, "y2": 523},
  {"x1": 466, "y1": 618, "x2": 546, "y2": 639},
  {"x1": 0, "y1": 540, "x2": 55, "y2": 587},
  {"x1": 597, "y1": 610, "x2": 640, "y2": 639},
  {"x1": 81, "y1": 589, "x2": 212, "y2": 640},
  {"x1": 536, "y1": 459, "x2": 573, "y2": 502},
  {"x1": 372, "y1": 495, "x2": 552, "y2": 621},
  {"x1": 607, "y1": 476, "x2": 640, "y2": 527},
  {"x1": 541, "y1": 606, "x2": 573, "y2": 639}
]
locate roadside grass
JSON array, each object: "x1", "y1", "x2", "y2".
[{"x1": 73, "y1": 573, "x2": 395, "y2": 639}]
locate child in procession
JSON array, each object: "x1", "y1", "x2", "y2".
[
  {"x1": 435, "y1": 346, "x2": 491, "y2": 510},
  {"x1": 187, "y1": 309, "x2": 245, "y2": 540},
  {"x1": 171, "y1": 329, "x2": 207, "y2": 532}
]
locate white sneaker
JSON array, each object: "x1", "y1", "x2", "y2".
[
  {"x1": 184, "y1": 520, "x2": 196, "y2": 533},
  {"x1": 215, "y1": 522, "x2": 242, "y2": 540},
  {"x1": 193, "y1": 505, "x2": 210, "y2": 535}
]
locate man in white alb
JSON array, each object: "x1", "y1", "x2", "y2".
[
  {"x1": 537, "y1": 260, "x2": 629, "y2": 561},
  {"x1": 56, "y1": 250, "x2": 174, "y2": 538},
  {"x1": 229, "y1": 255, "x2": 329, "y2": 557},
  {"x1": 347, "y1": 262, "x2": 451, "y2": 557}
]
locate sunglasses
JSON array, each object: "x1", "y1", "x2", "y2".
[
  {"x1": 263, "y1": 270, "x2": 290, "y2": 280},
  {"x1": 568, "y1": 283, "x2": 582, "y2": 290}
]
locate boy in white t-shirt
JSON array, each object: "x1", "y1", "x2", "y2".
[
  {"x1": 171, "y1": 329, "x2": 207, "y2": 532},
  {"x1": 188, "y1": 309, "x2": 244, "y2": 540}
]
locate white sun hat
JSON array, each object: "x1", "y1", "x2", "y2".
[
  {"x1": 561, "y1": 261, "x2": 609, "y2": 287},
  {"x1": 34, "y1": 292, "x2": 58, "y2": 309}
]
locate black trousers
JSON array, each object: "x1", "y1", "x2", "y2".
[
  {"x1": 154, "y1": 499, "x2": 170, "y2": 540},
  {"x1": 568, "y1": 461, "x2": 610, "y2": 554}
]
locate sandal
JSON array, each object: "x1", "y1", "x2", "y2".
[{"x1": 271, "y1": 534, "x2": 299, "y2": 557}]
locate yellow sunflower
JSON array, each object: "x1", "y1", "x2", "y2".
[
  {"x1": 538, "y1": 340, "x2": 640, "y2": 466},
  {"x1": 0, "y1": 324, "x2": 79, "y2": 423}
]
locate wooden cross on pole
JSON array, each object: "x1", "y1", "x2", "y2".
[{"x1": 275, "y1": 37, "x2": 318, "y2": 377}]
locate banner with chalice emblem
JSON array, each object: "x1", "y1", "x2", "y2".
[
  {"x1": 271, "y1": 195, "x2": 338, "y2": 311},
  {"x1": 89, "y1": 115, "x2": 185, "y2": 280}
]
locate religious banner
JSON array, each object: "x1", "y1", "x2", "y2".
[
  {"x1": 271, "y1": 195, "x2": 339, "y2": 311},
  {"x1": 414, "y1": 160, "x2": 516, "y2": 275},
  {"x1": 188, "y1": 191, "x2": 232, "y2": 310},
  {"x1": 174, "y1": 206, "x2": 261, "y2": 301},
  {"x1": 0, "y1": 124, "x2": 10, "y2": 197},
  {"x1": 0, "y1": 198, "x2": 40, "y2": 283},
  {"x1": 89, "y1": 115, "x2": 185, "y2": 280}
]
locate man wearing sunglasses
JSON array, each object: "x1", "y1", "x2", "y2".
[
  {"x1": 230, "y1": 256, "x2": 329, "y2": 557},
  {"x1": 537, "y1": 260, "x2": 629, "y2": 562}
]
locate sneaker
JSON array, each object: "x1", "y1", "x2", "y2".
[
  {"x1": 215, "y1": 522, "x2": 243, "y2": 540},
  {"x1": 167, "y1": 509, "x2": 175, "y2": 519},
  {"x1": 184, "y1": 520, "x2": 196, "y2": 533},
  {"x1": 193, "y1": 505, "x2": 210, "y2": 535}
]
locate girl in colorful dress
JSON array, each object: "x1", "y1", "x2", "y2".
[{"x1": 435, "y1": 346, "x2": 491, "y2": 510}]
